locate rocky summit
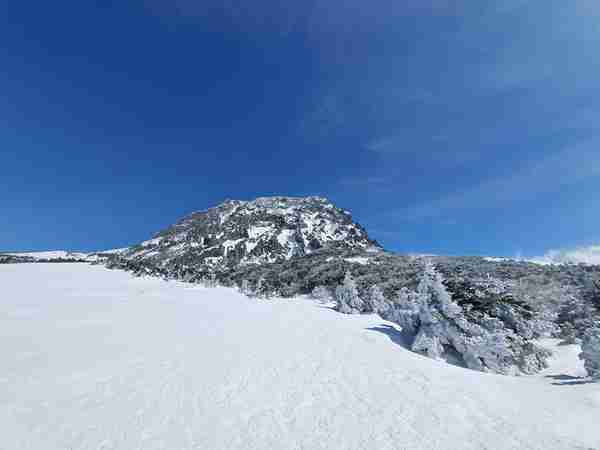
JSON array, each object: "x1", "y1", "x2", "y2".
[{"x1": 115, "y1": 196, "x2": 380, "y2": 271}]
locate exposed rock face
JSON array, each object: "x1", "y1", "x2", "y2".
[{"x1": 117, "y1": 196, "x2": 380, "y2": 271}]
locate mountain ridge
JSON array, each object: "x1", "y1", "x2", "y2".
[{"x1": 115, "y1": 196, "x2": 381, "y2": 273}]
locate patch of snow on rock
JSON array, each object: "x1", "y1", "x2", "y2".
[{"x1": 344, "y1": 256, "x2": 372, "y2": 265}]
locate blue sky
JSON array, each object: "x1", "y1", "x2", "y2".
[{"x1": 1, "y1": 1, "x2": 599, "y2": 256}]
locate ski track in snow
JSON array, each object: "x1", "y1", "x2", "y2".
[{"x1": 1, "y1": 264, "x2": 599, "y2": 450}]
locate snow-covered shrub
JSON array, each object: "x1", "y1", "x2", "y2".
[
  {"x1": 311, "y1": 285, "x2": 332, "y2": 302},
  {"x1": 335, "y1": 271, "x2": 364, "y2": 314},
  {"x1": 239, "y1": 279, "x2": 256, "y2": 297},
  {"x1": 237, "y1": 277, "x2": 273, "y2": 298},
  {"x1": 381, "y1": 287, "x2": 424, "y2": 336},
  {"x1": 580, "y1": 326, "x2": 600, "y2": 380},
  {"x1": 255, "y1": 276, "x2": 271, "y2": 299},
  {"x1": 204, "y1": 273, "x2": 218, "y2": 288},
  {"x1": 557, "y1": 295, "x2": 598, "y2": 344},
  {"x1": 410, "y1": 263, "x2": 460, "y2": 357},
  {"x1": 384, "y1": 262, "x2": 551, "y2": 374},
  {"x1": 365, "y1": 284, "x2": 388, "y2": 314},
  {"x1": 196, "y1": 272, "x2": 218, "y2": 288},
  {"x1": 490, "y1": 300, "x2": 557, "y2": 341}
]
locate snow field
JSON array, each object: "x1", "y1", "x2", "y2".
[{"x1": 1, "y1": 263, "x2": 599, "y2": 450}]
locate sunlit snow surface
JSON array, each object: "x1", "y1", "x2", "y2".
[{"x1": 1, "y1": 264, "x2": 599, "y2": 450}]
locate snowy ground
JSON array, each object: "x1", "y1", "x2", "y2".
[
  {"x1": 1, "y1": 264, "x2": 599, "y2": 450},
  {"x1": 3, "y1": 250, "x2": 91, "y2": 260}
]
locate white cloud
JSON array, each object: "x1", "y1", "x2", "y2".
[{"x1": 529, "y1": 245, "x2": 600, "y2": 266}]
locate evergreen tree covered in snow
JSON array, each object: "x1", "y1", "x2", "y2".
[
  {"x1": 380, "y1": 287, "x2": 424, "y2": 337},
  {"x1": 557, "y1": 295, "x2": 598, "y2": 344},
  {"x1": 410, "y1": 263, "x2": 462, "y2": 360},
  {"x1": 255, "y1": 276, "x2": 270, "y2": 299},
  {"x1": 239, "y1": 279, "x2": 255, "y2": 298},
  {"x1": 383, "y1": 262, "x2": 551, "y2": 374},
  {"x1": 580, "y1": 325, "x2": 600, "y2": 380},
  {"x1": 365, "y1": 284, "x2": 388, "y2": 314},
  {"x1": 311, "y1": 285, "x2": 332, "y2": 302},
  {"x1": 335, "y1": 271, "x2": 364, "y2": 314}
]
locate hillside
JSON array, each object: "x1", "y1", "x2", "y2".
[
  {"x1": 102, "y1": 196, "x2": 600, "y2": 377},
  {"x1": 1, "y1": 263, "x2": 598, "y2": 450},
  {"x1": 5, "y1": 197, "x2": 599, "y2": 378}
]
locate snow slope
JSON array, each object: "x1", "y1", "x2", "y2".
[{"x1": 1, "y1": 264, "x2": 599, "y2": 450}]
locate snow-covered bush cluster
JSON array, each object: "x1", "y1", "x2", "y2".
[
  {"x1": 238, "y1": 277, "x2": 272, "y2": 299},
  {"x1": 311, "y1": 285, "x2": 332, "y2": 302},
  {"x1": 580, "y1": 326, "x2": 600, "y2": 380},
  {"x1": 335, "y1": 272, "x2": 364, "y2": 314},
  {"x1": 361, "y1": 263, "x2": 551, "y2": 374},
  {"x1": 108, "y1": 244, "x2": 600, "y2": 376},
  {"x1": 0, "y1": 254, "x2": 33, "y2": 264}
]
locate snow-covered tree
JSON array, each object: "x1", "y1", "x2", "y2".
[
  {"x1": 239, "y1": 279, "x2": 255, "y2": 297},
  {"x1": 204, "y1": 272, "x2": 218, "y2": 288},
  {"x1": 255, "y1": 276, "x2": 270, "y2": 299},
  {"x1": 557, "y1": 295, "x2": 598, "y2": 344},
  {"x1": 311, "y1": 285, "x2": 331, "y2": 302},
  {"x1": 381, "y1": 261, "x2": 551, "y2": 374},
  {"x1": 580, "y1": 326, "x2": 600, "y2": 380},
  {"x1": 409, "y1": 263, "x2": 463, "y2": 360},
  {"x1": 335, "y1": 271, "x2": 364, "y2": 314},
  {"x1": 381, "y1": 287, "x2": 424, "y2": 336},
  {"x1": 365, "y1": 284, "x2": 388, "y2": 314}
]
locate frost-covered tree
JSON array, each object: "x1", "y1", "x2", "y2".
[
  {"x1": 335, "y1": 271, "x2": 364, "y2": 314},
  {"x1": 557, "y1": 295, "x2": 598, "y2": 344},
  {"x1": 255, "y1": 276, "x2": 270, "y2": 299},
  {"x1": 382, "y1": 261, "x2": 551, "y2": 374},
  {"x1": 311, "y1": 285, "x2": 332, "y2": 302},
  {"x1": 365, "y1": 284, "x2": 388, "y2": 314},
  {"x1": 204, "y1": 272, "x2": 218, "y2": 288},
  {"x1": 580, "y1": 326, "x2": 600, "y2": 380},
  {"x1": 409, "y1": 262, "x2": 463, "y2": 360},
  {"x1": 381, "y1": 287, "x2": 424, "y2": 336},
  {"x1": 239, "y1": 279, "x2": 256, "y2": 297}
]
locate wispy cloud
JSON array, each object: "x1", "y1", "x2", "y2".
[
  {"x1": 529, "y1": 245, "x2": 600, "y2": 265},
  {"x1": 392, "y1": 140, "x2": 600, "y2": 221}
]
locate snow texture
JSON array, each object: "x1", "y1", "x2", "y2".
[
  {"x1": 343, "y1": 256, "x2": 372, "y2": 265},
  {"x1": 1, "y1": 263, "x2": 599, "y2": 450}
]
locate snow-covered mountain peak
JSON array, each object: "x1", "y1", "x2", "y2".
[{"x1": 117, "y1": 196, "x2": 380, "y2": 270}]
